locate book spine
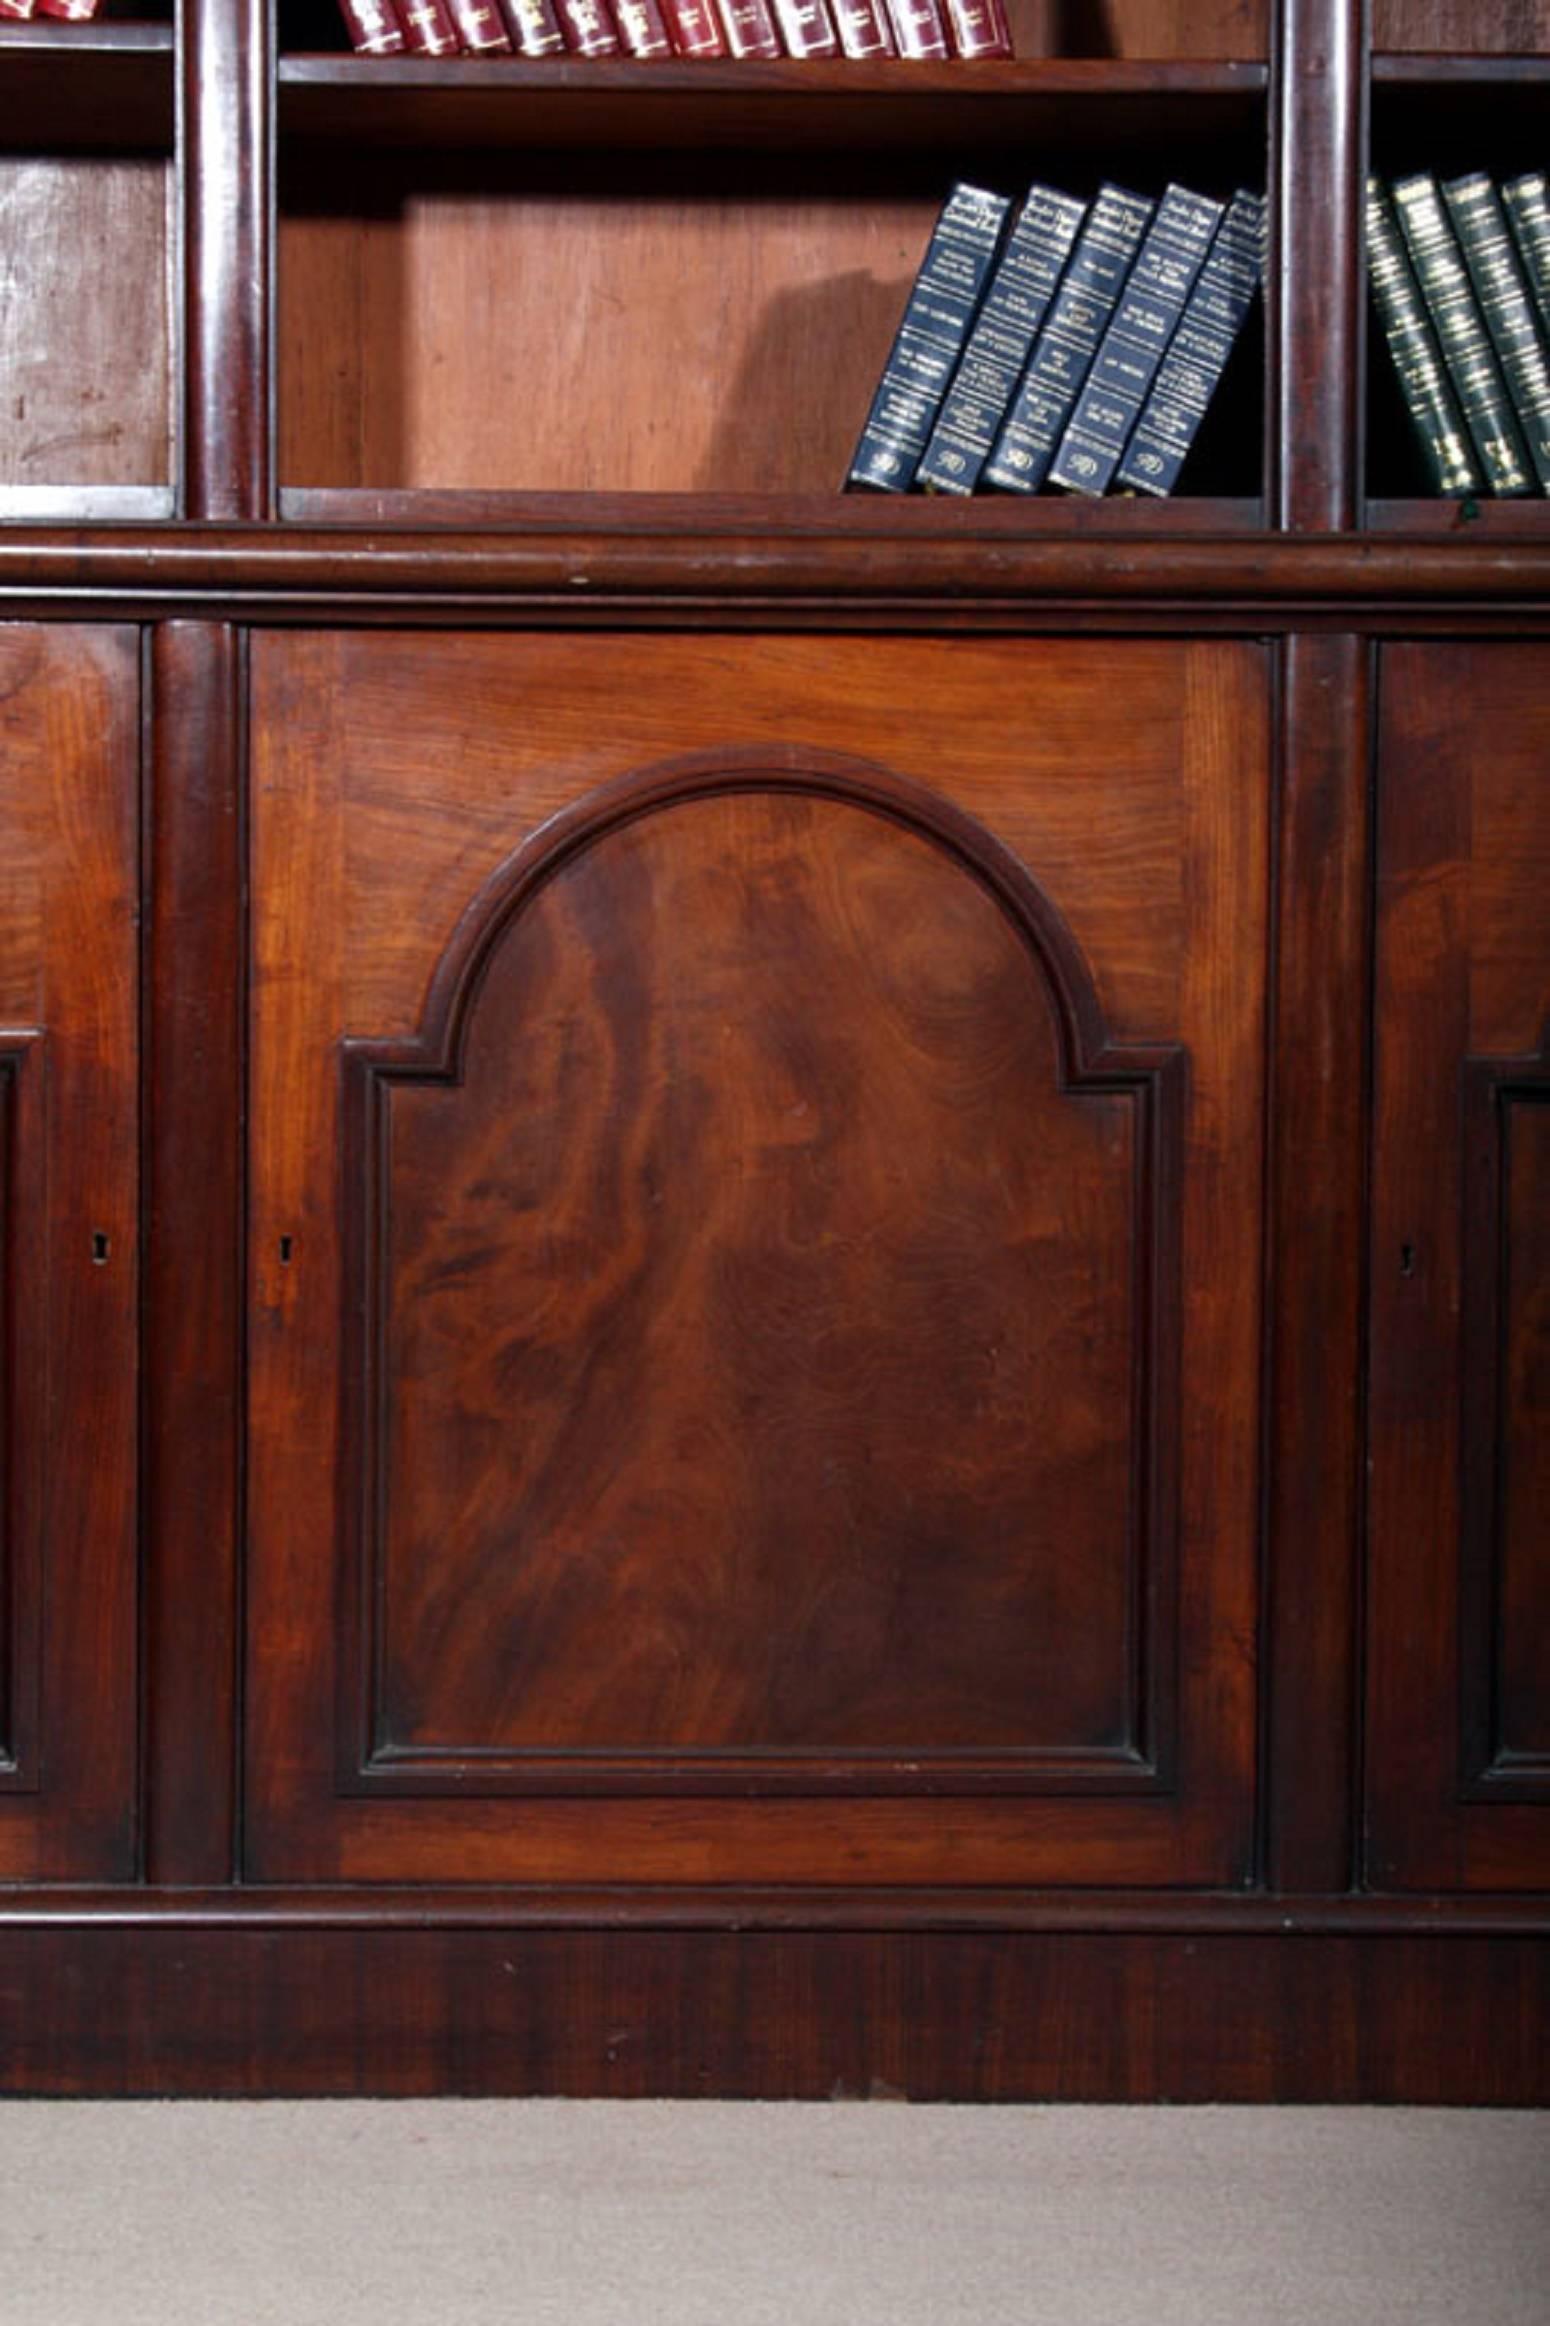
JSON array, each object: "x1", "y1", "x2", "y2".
[
  {"x1": 943, "y1": 0, "x2": 1011, "y2": 56},
  {"x1": 846, "y1": 182, "x2": 1013, "y2": 493},
  {"x1": 881, "y1": 0, "x2": 948, "y2": 57},
  {"x1": 1392, "y1": 171, "x2": 1533, "y2": 496},
  {"x1": 399, "y1": 0, "x2": 465, "y2": 53},
  {"x1": 0, "y1": 1, "x2": 39, "y2": 18},
  {"x1": 983, "y1": 183, "x2": 1154, "y2": 494},
  {"x1": 660, "y1": 0, "x2": 726, "y2": 50},
  {"x1": 557, "y1": 0, "x2": 620, "y2": 49},
  {"x1": 1444, "y1": 173, "x2": 1550, "y2": 495},
  {"x1": 916, "y1": 184, "x2": 1085, "y2": 495},
  {"x1": 769, "y1": 0, "x2": 838, "y2": 52},
  {"x1": 34, "y1": 0, "x2": 101, "y2": 16},
  {"x1": 1116, "y1": 189, "x2": 1265, "y2": 498},
  {"x1": 1503, "y1": 173, "x2": 1550, "y2": 343},
  {"x1": 716, "y1": 0, "x2": 782, "y2": 54},
  {"x1": 1362, "y1": 179, "x2": 1478, "y2": 498},
  {"x1": 444, "y1": 0, "x2": 514, "y2": 43},
  {"x1": 335, "y1": 0, "x2": 408, "y2": 52},
  {"x1": 1050, "y1": 182, "x2": 1222, "y2": 496},
  {"x1": 613, "y1": 0, "x2": 674, "y2": 48},
  {"x1": 497, "y1": 0, "x2": 567, "y2": 51},
  {"x1": 831, "y1": 0, "x2": 893, "y2": 53}
]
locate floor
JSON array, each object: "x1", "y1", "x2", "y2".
[{"x1": 0, "y1": 2102, "x2": 1545, "y2": 2325}]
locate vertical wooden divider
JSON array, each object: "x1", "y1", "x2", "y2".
[
  {"x1": 184, "y1": 0, "x2": 272, "y2": 519},
  {"x1": 143, "y1": 624, "x2": 246, "y2": 1886},
  {"x1": 1263, "y1": 2, "x2": 1371, "y2": 1890}
]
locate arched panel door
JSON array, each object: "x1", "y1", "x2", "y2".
[{"x1": 246, "y1": 633, "x2": 1268, "y2": 1889}]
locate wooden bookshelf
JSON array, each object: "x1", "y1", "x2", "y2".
[{"x1": 0, "y1": 0, "x2": 1545, "y2": 2105}]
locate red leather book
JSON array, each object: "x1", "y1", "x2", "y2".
[
  {"x1": 444, "y1": 0, "x2": 514, "y2": 47},
  {"x1": 943, "y1": 0, "x2": 1010, "y2": 54},
  {"x1": 831, "y1": 0, "x2": 893, "y2": 54},
  {"x1": 35, "y1": 0, "x2": 103, "y2": 16},
  {"x1": 0, "y1": 2, "x2": 40, "y2": 20},
  {"x1": 335, "y1": 0, "x2": 407, "y2": 51},
  {"x1": 613, "y1": 0, "x2": 673, "y2": 53},
  {"x1": 499, "y1": 0, "x2": 567, "y2": 49},
  {"x1": 557, "y1": 0, "x2": 620, "y2": 49},
  {"x1": 881, "y1": 0, "x2": 946, "y2": 53},
  {"x1": 659, "y1": 0, "x2": 725, "y2": 53},
  {"x1": 715, "y1": 0, "x2": 781, "y2": 56},
  {"x1": 396, "y1": 0, "x2": 463, "y2": 52},
  {"x1": 770, "y1": 0, "x2": 837, "y2": 54}
]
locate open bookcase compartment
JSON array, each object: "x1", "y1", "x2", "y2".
[
  {"x1": 1364, "y1": 66, "x2": 1550, "y2": 518},
  {"x1": 0, "y1": 151, "x2": 176, "y2": 513},
  {"x1": 276, "y1": 0, "x2": 1268, "y2": 58},
  {"x1": 276, "y1": 141, "x2": 1268, "y2": 508}
]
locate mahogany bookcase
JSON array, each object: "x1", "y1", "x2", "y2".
[{"x1": 0, "y1": 0, "x2": 1545, "y2": 2098}]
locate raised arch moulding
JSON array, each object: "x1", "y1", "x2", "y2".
[{"x1": 337, "y1": 748, "x2": 1185, "y2": 1801}]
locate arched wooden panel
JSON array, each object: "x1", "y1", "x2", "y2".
[{"x1": 339, "y1": 752, "x2": 1182, "y2": 1797}]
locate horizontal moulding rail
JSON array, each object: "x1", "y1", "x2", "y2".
[
  {"x1": 0, "y1": 1888, "x2": 1545, "y2": 1936},
  {"x1": 0, "y1": 529, "x2": 1549, "y2": 626}
]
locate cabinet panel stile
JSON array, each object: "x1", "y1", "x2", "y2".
[{"x1": 0, "y1": 626, "x2": 140, "y2": 1881}]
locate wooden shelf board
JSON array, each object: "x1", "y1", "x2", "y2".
[
  {"x1": 0, "y1": 21, "x2": 174, "y2": 150},
  {"x1": 278, "y1": 487, "x2": 1268, "y2": 532},
  {"x1": 0, "y1": 484, "x2": 175, "y2": 522},
  {"x1": 1372, "y1": 52, "x2": 1550, "y2": 86},
  {"x1": 1366, "y1": 498, "x2": 1550, "y2": 536},
  {"x1": 276, "y1": 55, "x2": 1268, "y2": 153}
]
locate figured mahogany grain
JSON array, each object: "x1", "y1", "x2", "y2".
[
  {"x1": 361, "y1": 788, "x2": 1149, "y2": 1767},
  {"x1": 1368, "y1": 642, "x2": 1550, "y2": 1892}
]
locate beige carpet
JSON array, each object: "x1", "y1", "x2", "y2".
[{"x1": 0, "y1": 2103, "x2": 1544, "y2": 2325}]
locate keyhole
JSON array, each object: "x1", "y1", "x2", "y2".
[
  {"x1": 279, "y1": 1235, "x2": 294, "y2": 1265},
  {"x1": 1400, "y1": 1243, "x2": 1415, "y2": 1278},
  {"x1": 91, "y1": 1231, "x2": 110, "y2": 1265}
]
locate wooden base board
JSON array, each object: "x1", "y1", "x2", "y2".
[{"x1": 2, "y1": 1921, "x2": 1545, "y2": 2101}]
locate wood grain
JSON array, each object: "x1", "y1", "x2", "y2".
[
  {"x1": 0, "y1": 159, "x2": 172, "y2": 491},
  {"x1": 0, "y1": 627, "x2": 139, "y2": 1880},
  {"x1": 0, "y1": 1920, "x2": 1544, "y2": 2100},
  {"x1": 246, "y1": 630, "x2": 1267, "y2": 1885},
  {"x1": 1368, "y1": 643, "x2": 1550, "y2": 1891},
  {"x1": 343, "y1": 771, "x2": 1177, "y2": 1784}
]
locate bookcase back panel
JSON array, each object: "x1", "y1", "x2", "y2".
[
  {"x1": 1373, "y1": 1, "x2": 1550, "y2": 49},
  {"x1": 1006, "y1": 1, "x2": 1264, "y2": 57},
  {"x1": 0, "y1": 159, "x2": 172, "y2": 494},
  {"x1": 244, "y1": 628, "x2": 1267, "y2": 1887},
  {"x1": 279, "y1": 187, "x2": 950, "y2": 496}
]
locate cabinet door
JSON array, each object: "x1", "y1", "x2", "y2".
[
  {"x1": 245, "y1": 632, "x2": 1268, "y2": 1889},
  {"x1": 1369, "y1": 644, "x2": 1550, "y2": 1891},
  {"x1": 0, "y1": 627, "x2": 139, "y2": 1880}
]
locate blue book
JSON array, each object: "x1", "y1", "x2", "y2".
[
  {"x1": 1050, "y1": 183, "x2": 1223, "y2": 496},
  {"x1": 846, "y1": 183, "x2": 1012, "y2": 493},
  {"x1": 982, "y1": 183, "x2": 1154, "y2": 494},
  {"x1": 915, "y1": 184, "x2": 1086, "y2": 496},
  {"x1": 1116, "y1": 191, "x2": 1266, "y2": 498}
]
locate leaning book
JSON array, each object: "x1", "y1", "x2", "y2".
[
  {"x1": 846, "y1": 183, "x2": 1012, "y2": 493},
  {"x1": 1115, "y1": 189, "x2": 1266, "y2": 498}
]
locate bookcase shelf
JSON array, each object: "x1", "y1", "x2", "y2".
[
  {"x1": 276, "y1": 56, "x2": 1268, "y2": 155},
  {"x1": 0, "y1": 22, "x2": 175, "y2": 151}
]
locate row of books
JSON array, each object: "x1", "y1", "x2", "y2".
[
  {"x1": 0, "y1": 1, "x2": 104, "y2": 18},
  {"x1": 1368, "y1": 171, "x2": 1550, "y2": 498},
  {"x1": 338, "y1": 0, "x2": 1009, "y2": 58},
  {"x1": 846, "y1": 177, "x2": 1264, "y2": 498}
]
